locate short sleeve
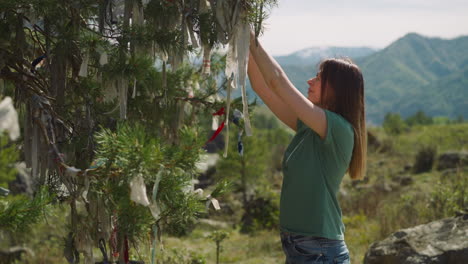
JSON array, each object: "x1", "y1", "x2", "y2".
[
  {"x1": 322, "y1": 109, "x2": 354, "y2": 149},
  {"x1": 296, "y1": 118, "x2": 304, "y2": 132}
]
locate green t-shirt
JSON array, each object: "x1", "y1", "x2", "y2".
[{"x1": 280, "y1": 109, "x2": 354, "y2": 240}]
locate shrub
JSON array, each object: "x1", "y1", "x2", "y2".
[
  {"x1": 426, "y1": 169, "x2": 467, "y2": 219},
  {"x1": 240, "y1": 188, "x2": 280, "y2": 233},
  {"x1": 383, "y1": 113, "x2": 408, "y2": 135},
  {"x1": 412, "y1": 145, "x2": 437, "y2": 173}
]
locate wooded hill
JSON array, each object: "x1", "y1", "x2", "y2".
[{"x1": 244, "y1": 33, "x2": 468, "y2": 125}]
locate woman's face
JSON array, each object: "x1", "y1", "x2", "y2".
[{"x1": 307, "y1": 72, "x2": 322, "y2": 104}]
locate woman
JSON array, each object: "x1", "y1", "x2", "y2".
[{"x1": 247, "y1": 31, "x2": 367, "y2": 264}]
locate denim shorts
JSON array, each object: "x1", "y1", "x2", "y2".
[{"x1": 280, "y1": 231, "x2": 350, "y2": 264}]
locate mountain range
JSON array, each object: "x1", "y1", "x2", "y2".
[{"x1": 241, "y1": 33, "x2": 468, "y2": 125}]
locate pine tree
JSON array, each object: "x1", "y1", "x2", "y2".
[{"x1": 0, "y1": 0, "x2": 277, "y2": 263}]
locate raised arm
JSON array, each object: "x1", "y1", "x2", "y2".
[
  {"x1": 249, "y1": 32, "x2": 327, "y2": 140},
  {"x1": 248, "y1": 53, "x2": 298, "y2": 131}
]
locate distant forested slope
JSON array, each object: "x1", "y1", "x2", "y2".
[{"x1": 243, "y1": 33, "x2": 468, "y2": 125}]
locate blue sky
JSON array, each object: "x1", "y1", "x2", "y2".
[{"x1": 259, "y1": 0, "x2": 468, "y2": 55}]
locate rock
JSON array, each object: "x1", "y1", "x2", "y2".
[
  {"x1": 195, "y1": 153, "x2": 219, "y2": 189},
  {"x1": 437, "y1": 151, "x2": 468, "y2": 170},
  {"x1": 364, "y1": 214, "x2": 468, "y2": 264},
  {"x1": 391, "y1": 175, "x2": 413, "y2": 186},
  {"x1": 373, "y1": 180, "x2": 397, "y2": 193},
  {"x1": 403, "y1": 164, "x2": 412, "y2": 172},
  {"x1": 0, "y1": 246, "x2": 34, "y2": 264},
  {"x1": 8, "y1": 162, "x2": 34, "y2": 196}
]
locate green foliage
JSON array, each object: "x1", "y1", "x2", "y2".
[
  {"x1": 209, "y1": 230, "x2": 230, "y2": 243},
  {"x1": 215, "y1": 127, "x2": 270, "y2": 200},
  {"x1": 209, "y1": 230, "x2": 230, "y2": 264},
  {"x1": 240, "y1": 190, "x2": 279, "y2": 233},
  {"x1": 427, "y1": 169, "x2": 468, "y2": 219},
  {"x1": 251, "y1": 110, "x2": 281, "y2": 129},
  {"x1": 383, "y1": 112, "x2": 408, "y2": 135},
  {"x1": 159, "y1": 248, "x2": 207, "y2": 264},
  {"x1": 405, "y1": 110, "x2": 433, "y2": 126},
  {"x1": 210, "y1": 179, "x2": 234, "y2": 199},
  {"x1": 376, "y1": 192, "x2": 428, "y2": 238},
  {"x1": 92, "y1": 121, "x2": 209, "y2": 239},
  {"x1": 0, "y1": 132, "x2": 18, "y2": 187},
  {"x1": 393, "y1": 122, "x2": 468, "y2": 154},
  {"x1": 1, "y1": 0, "x2": 278, "y2": 262},
  {"x1": 0, "y1": 187, "x2": 53, "y2": 232},
  {"x1": 343, "y1": 213, "x2": 379, "y2": 246}
]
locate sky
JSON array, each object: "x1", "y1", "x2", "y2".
[{"x1": 258, "y1": 0, "x2": 468, "y2": 55}]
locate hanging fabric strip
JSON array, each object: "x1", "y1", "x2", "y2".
[
  {"x1": 81, "y1": 170, "x2": 90, "y2": 203},
  {"x1": 186, "y1": 80, "x2": 194, "y2": 98},
  {"x1": 205, "y1": 194, "x2": 221, "y2": 210},
  {"x1": 204, "y1": 106, "x2": 226, "y2": 148},
  {"x1": 206, "y1": 119, "x2": 224, "y2": 144},
  {"x1": 202, "y1": 44, "x2": 211, "y2": 75},
  {"x1": 130, "y1": 174, "x2": 150, "y2": 206},
  {"x1": 118, "y1": 77, "x2": 128, "y2": 119},
  {"x1": 149, "y1": 169, "x2": 163, "y2": 220},
  {"x1": 0, "y1": 96, "x2": 20, "y2": 141},
  {"x1": 237, "y1": 130, "x2": 243, "y2": 156},
  {"x1": 161, "y1": 60, "x2": 167, "y2": 107},
  {"x1": 132, "y1": 78, "x2": 137, "y2": 98},
  {"x1": 223, "y1": 36, "x2": 239, "y2": 158},
  {"x1": 232, "y1": 109, "x2": 244, "y2": 156},
  {"x1": 223, "y1": 79, "x2": 233, "y2": 158},
  {"x1": 110, "y1": 215, "x2": 119, "y2": 259},
  {"x1": 186, "y1": 19, "x2": 199, "y2": 48},
  {"x1": 209, "y1": 94, "x2": 218, "y2": 130},
  {"x1": 225, "y1": 41, "x2": 238, "y2": 86},
  {"x1": 99, "y1": 49, "x2": 108, "y2": 66},
  {"x1": 124, "y1": 235, "x2": 129, "y2": 263},
  {"x1": 103, "y1": 79, "x2": 118, "y2": 103},
  {"x1": 237, "y1": 18, "x2": 252, "y2": 136},
  {"x1": 212, "y1": 115, "x2": 219, "y2": 131},
  {"x1": 215, "y1": 0, "x2": 241, "y2": 44},
  {"x1": 79, "y1": 51, "x2": 89, "y2": 77}
]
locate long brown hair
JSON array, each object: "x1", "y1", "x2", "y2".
[{"x1": 318, "y1": 58, "x2": 367, "y2": 180}]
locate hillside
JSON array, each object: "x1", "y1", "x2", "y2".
[
  {"x1": 243, "y1": 33, "x2": 468, "y2": 125},
  {"x1": 356, "y1": 33, "x2": 468, "y2": 124}
]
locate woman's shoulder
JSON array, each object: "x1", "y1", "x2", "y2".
[{"x1": 323, "y1": 110, "x2": 354, "y2": 144}]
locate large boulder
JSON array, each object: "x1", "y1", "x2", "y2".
[
  {"x1": 364, "y1": 214, "x2": 468, "y2": 264},
  {"x1": 8, "y1": 162, "x2": 34, "y2": 196},
  {"x1": 436, "y1": 151, "x2": 468, "y2": 170}
]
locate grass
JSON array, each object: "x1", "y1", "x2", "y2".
[{"x1": 2, "y1": 120, "x2": 467, "y2": 264}]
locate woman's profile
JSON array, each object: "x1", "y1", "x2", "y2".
[{"x1": 247, "y1": 31, "x2": 367, "y2": 264}]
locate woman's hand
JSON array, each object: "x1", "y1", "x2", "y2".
[
  {"x1": 249, "y1": 29, "x2": 256, "y2": 48},
  {"x1": 246, "y1": 28, "x2": 328, "y2": 138}
]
